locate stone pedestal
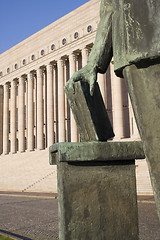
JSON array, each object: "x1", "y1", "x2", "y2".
[{"x1": 50, "y1": 141, "x2": 144, "y2": 240}]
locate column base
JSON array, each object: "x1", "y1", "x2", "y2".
[
  {"x1": 9, "y1": 151, "x2": 17, "y2": 155},
  {"x1": 18, "y1": 150, "x2": 26, "y2": 154},
  {"x1": 27, "y1": 149, "x2": 35, "y2": 152}
]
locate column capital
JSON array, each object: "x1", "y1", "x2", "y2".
[
  {"x1": 4, "y1": 81, "x2": 10, "y2": 85},
  {"x1": 53, "y1": 63, "x2": 57, "y2": 70},
  {"x1": 58, "y1": 59, "x2": 65, "y2": 68},
  {"x1": 36, "y1": 67, "x2": 43, "y2": 76},
  {"x1": 81, "y1": 47, "x2": 90, "y2": 67},
  {"x1": 11, "y1": 79, "x2": 17, "y2": 87},
  {"x1": 28, "y1": 71, "x2": 34, "y2": 80},
  {"x1": 19, "y1": 76, "x2": 25, "y2": 85},
  {"x1": 47, "y1": 63, "x2": 53, "y2": 72},
  {"x1": 81, "y1": 47, "x2": 89, "y2": 56},
  {"x1": 3, "y1": 82, "x2": 10, "y2": 89},
  {"x1": 48, "y1": 61, "x2": 57, "y2": 70},
  {"x1": 25, "y1": 69, "x2": 36, "y2": 75},
  {"x1": 69, "y1": 53, "x2": 77, "y2": 62}
]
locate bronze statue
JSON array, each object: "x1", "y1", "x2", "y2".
[{"x1": 66, "y1": 0, "x2": 160, "y2": 221}]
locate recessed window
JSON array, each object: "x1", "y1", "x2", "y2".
[
  {"x1": 87, "y1": 25, "x2": 92, "y2": 33},
  {"x1": 62, "y1": 38, "x2": 66, "y2": 45},
  {"x1": 31, "y1": 55, "x2": 35, "y2": 61},
  {"x1": 23, "y1": 59, "x2": 26, "y2": 65},
  {"x1": 41, "y1": 49, "x2": 45, "y2": 56},
  {"x1": 14, "y1": 64, "x2": 18, "y2": 69},
  {"x1": 74, "y1": 32, "x2": 79, "y2": 39},
  {"x1": 0, "y1": 71, "x2": 2, "y2": 77},
  {"x1": 51, "y1": 44, "x2": 55, "y2": 51},
  {"x1": 7, "y1": 68, "x2": 10, "y2": 73}
]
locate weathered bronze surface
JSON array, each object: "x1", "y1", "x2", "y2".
[
  {"x1": 123, "y1": 63, "x2": 160, "y2": 222},
  {"x1": 49, "y1": 141, "x2": 144, "y2": 165},
  {"x1": 50, "y1": 142, "x2": 141, "y2": 240},
  {"x1": 66, "y1": 0, "x2": 160, "y2": 221},
  {"x1": 65, "y1": 81, "x2": 114, "y2": 141}
]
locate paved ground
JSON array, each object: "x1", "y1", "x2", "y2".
[
  {"x1": 0, "y1": 193, "x2": 58, "y2": 240},
  {"x1": 0, "y1": 193, "x2": 159, "y2": 240}
]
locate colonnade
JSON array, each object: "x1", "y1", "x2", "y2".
[{"x1": 0, "y1": 46, "x2": 139, "y2": 155}]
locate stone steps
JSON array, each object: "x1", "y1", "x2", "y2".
[
  {"x1": 0, "y1": 151, "x2": 153, "y2": 195},
  {"x1": 136, "y1": 159, "x2": 153, "y2": 195},
  {"x1": 0, "y1": 149, "x2": 57, "y2": 193}
]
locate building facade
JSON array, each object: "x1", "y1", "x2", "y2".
[
  {"x1": 0, "y1": 0, "x2": 152, "y2": 194},
  {"x1": 0, "y1": 0, "x2": 140, "y2": 155}
]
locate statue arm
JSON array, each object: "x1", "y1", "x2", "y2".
[
  {"x1": 66, "y1": 0, "x2": 113, "y2": 95},
  {"x1": 87, "y1": 0, "x2": 113, "y2": 74}
]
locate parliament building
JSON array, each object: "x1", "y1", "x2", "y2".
[{"x1": 0, "y1": 0, "x2": 152, "y2": 194}]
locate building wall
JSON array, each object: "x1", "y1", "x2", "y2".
[
  {"x1": 0, "y1": 0, "x2": 153, "y2": 195},
  {"x1": 0, "y1": 0, "x2": 140, "y2": 155}
]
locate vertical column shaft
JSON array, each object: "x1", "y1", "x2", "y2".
[
  {"x1": 110, "y1": 64, "x2": 124, "y2": 139},
  {"x1": 58, "y1": 59, "x2": 65, "y2": 142},
  {"x1": 53, "y1": 65, "x2": 58, "y2": 142},
  {"x1": 11, "y1": 80, "x2": 17, "y2": 153},
  {"x1": 82, "y1": 47, "x2": 89, "y2": 67},
  {"x1": 132, "y1": 115, "x2": 140, "y2": 139},
  {"x1": 97, "y1": 73, "x2": 106, "y2": 104},
  {"x1": 0, "y1": 86, "x2": 3, "y2": 154},
  {"x1": 47, "y1": 64, "x2": 54, "y2": 147},
  {"x1": 18, "y1": 76, "x2": 25, "y2": 152},
  {"x1": 28, "y1": 72, "x2": 34, "y2": 151},
  {"x1": 128, "y1": 95, "x2": 140, "y2": 139},
  {"x1": 37, "y1": 68, "x2": 44, "y2": 149},
  {"x1": 3, "y1": 83, "x2": 9, "y2": 154},
  {"x1": 69, "y1": 53, "x2": 78, "y2": 142}
]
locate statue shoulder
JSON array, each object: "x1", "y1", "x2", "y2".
[{"x1": 100, "y1": 0, "x2": 113, "y2": 17}]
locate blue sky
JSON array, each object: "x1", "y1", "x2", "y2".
[{"x1": 0, "y1": 0, "x2": 90, "y2": 54}]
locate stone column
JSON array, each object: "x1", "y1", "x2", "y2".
[
  {"x1": 11, "y1": 80, "x2": 17, "y2": 153},
  {"x1": 110, "y1": 64, "x2": 124, "y2": 139},
  {"x1": 69, "y1": 53, "x2": 78, "y2": 142},
  {"x1": 128, "y1": 96, "x2": 133, "y2": 136},
  {"x1": 28, "y1": 72, "x2": 34, "y2": 151},
  {"x1": 3, "y1": 83, "x2": 9, "y2": 154},
  {"x1": 57, "y1": 59, "x2": 65, "y2": 142},
  {"x1": 18, "y1": 76, "x2": 25, "y2": 152},
  {"x1": 131, "y1": 107, "x2": 140, "y2": 139},
  {"x1": 47, "y1": 63, "x2": 54, "y2": 147},
  {"x1": 81, "y1": 47, "x2": 89, "y2": 67},
  {"x1": 132, "y1": 115, "x2": 140, "y2": 139},
  {"x1": 0, "y1": 86, "x2": 3, "y2": 154},
  {"x1": 97, "y1": 73, "x2": 106, "y2": 104},
  {"x1": 37, "y1": 67, "x2": 44, "y2": 149},
  {"x1": 128, "y1": 96, "x2": 140, "y2": 139},
  {"x1": 53, "y1": 65, "x2": 57, "y2": 142}
]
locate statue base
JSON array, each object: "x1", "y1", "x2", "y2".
[{"x1": 50, "y1": 141, "x2": 144, "y2": 240}]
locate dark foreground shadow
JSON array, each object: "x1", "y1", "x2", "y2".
[{"x1": 0, "y1": 229, "x2": 32, "y2": 240}]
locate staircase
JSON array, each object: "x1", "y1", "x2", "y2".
[
  {"x1": 0, "y1": 149, "x2": 57, "y2": 193},
  {"x1": 0, "y1": 149, "x2": 153, "y2": 195},
  {"x1": 136, "y1": 159, "x2": 153, "y2": 195}
]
